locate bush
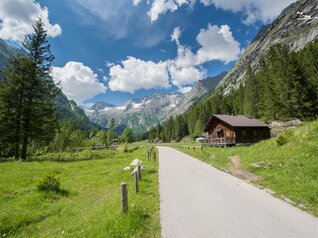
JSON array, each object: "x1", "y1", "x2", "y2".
[
  {"x1": 37, "y1": 175, "x2": 60, "y2": 192},
  {"x1": 123, "y1": 144, "x2": 129, "y2": 153},
  {"x1": 277, "y1": 135, "x2": 288, "y2": 146},
  {"x1": 152, "y1": 149, "x2": 157, "y2": 160},
  {"x1": 80, "y1": 149, "x2": 93, "y2": 160},
  {"x1": 277, "y1": 130, "x2": 294, "y2": 146}
]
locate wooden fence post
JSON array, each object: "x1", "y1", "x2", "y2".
[
  {"x1": 153, "y1": 150, "x2": 157, "y2": 162},
  {"x1": 134, "y1": 172, "x2": 139, "y2": 193},
  {"x1": 137, "y1": 164, "x2": 141, "y2": 180},
  {"x1": 146, "y1": 151, "x2": 149, "y2": 161},
  {"x1": 121, "y1": 183, "x2": 128, "y2": 213}
]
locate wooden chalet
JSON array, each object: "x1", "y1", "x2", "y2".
[{"x1": 203, "y1": 115, "x2": 270, "y2": 146}]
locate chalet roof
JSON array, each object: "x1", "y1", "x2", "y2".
[{"x1": 204, "y1": 114, "x2": 269, "y2": 131}]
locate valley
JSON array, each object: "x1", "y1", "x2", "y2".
[
  {"x1": 84, "y1": 72, "x2": 226, "y2": 134},
  {"x1": 0, "y1": 0, "x2": 318, "y2": 237}
]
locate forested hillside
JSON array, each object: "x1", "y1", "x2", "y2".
[
  {"x1": 148, "y1": 40, "x2": 318, "y2": 142},
  {"x1": 0, "y1": 39, "x2": 94, "y2": 131},
  {"x1": 218, "y1": 0, "x2": 318, "y2": 94}
]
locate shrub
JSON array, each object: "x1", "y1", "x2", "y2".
[
  {"x1": 37, "y1": 175, "x2": 60, "y2": 192},
  {"x1": 277, "y1": 135, "x2": 288, "y2": 146},
  {"x1": 80, "y1": 149, "x2": 93, "y2": 160},
  {"x1": 123, "y1": 144, "x2": 129, "y2": 153},
  {"x1": 277, "y1": 130, "x2": 294, "y2": 146},
  {"x1": 152, "y1": 149, "x2": 157, "y2": 160}
]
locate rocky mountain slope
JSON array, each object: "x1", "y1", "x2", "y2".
[
  {"x1": 218, "y1": 0, "x2": 318, "y2": 94},
  {"x1": 166, "y1": 72, "x2": 227, "y2": 118},
  {"x1": 0, "y1": 39, "x2": 93, "y2": 130},
  {"x1": 86, "y1": 93, "x2": 183, "y2": 134},
  {"x1": 86, "y1": 72, "x2": 225, "y2": 134},
  {"x1": 0, "y1": 39, "x2": 19, "y2": 69}
]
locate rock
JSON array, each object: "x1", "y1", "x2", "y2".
[
  {"x1": 130, "y1": 159, "x2": 142, "y2": 167},
  {"x1": 180, "y1": 137, "x2": 192, "y2": 143},
  {"x1": 270, "y1": 119, "x2": 302, "y2": 129},
  {"x1": 283, "y1": 197, "x2": 296, "y2": 205},
  {"x1": 298, "y1": 203, "x2": 306, "y2": 209},
  {"x1": 270, "y1": 119, "x2": 302, "y2": 137},
  {"x1": 251, "y1": 161, "x2": 269, "y2": 169},
  {"x1": 123, "y1": 166, "x2": 131, "y2": 171},
  {"x1": 264, "y1": 188, "x2": 275, "y2": 195}
]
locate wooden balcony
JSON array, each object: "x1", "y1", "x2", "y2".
[{"x1": 202, "y1": 137, "x2": 236, "y2": 147}]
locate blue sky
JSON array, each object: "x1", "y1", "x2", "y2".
[{"x1": 0, "y1": 0, "x2": 296, "y2": 106}]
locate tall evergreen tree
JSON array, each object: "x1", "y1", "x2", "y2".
[
  {"x1": 107, "y1": 118, "x2": 117, "y2": 145},
  {"x1": 244, "y1": 66, "x2": 259, "y2": 117},
  {"x1": 123, "y1": 128, "x2": 134, "y2": 143},
  {"x1": 0, "y1": 18, "x2": 58, "y2": 160}
]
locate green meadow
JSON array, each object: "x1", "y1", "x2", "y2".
[{"x1": 0, "y1": 146, "x2": 160, "y2": 238}]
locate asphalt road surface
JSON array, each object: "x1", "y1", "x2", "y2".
[{"x1": 158, "y1": 146, "x2": 318, "y2": 238}]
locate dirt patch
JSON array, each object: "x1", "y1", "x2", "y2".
[{"x1": 229, "y1": 156, "x2": 258, "y2": 182}]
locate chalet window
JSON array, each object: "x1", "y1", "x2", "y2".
[
  {"x1": 253, "y1": 130, "x2": 257, "y2": 136},
  {"x1": 217, "y1": 129, "x2": 224, "y2": 138},
  {"x1": 241, "y1": 130, "x2": 247, "y2": 137}
]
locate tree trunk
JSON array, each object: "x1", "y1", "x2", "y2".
[
  {"x1": 15, "y1": 143, "x2": 19, "y2": 160},
  {"x1": 21, "y1": 130, "x2": 29, "y2": 161},
  {"x1": 21, "y1": 114, "x2": 30, "y2": 161},
  {"x1": 15, "y1": 86, "x2": 24, "y2": 160}
]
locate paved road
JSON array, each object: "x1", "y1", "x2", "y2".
[{"x1": 158, "y1": 146, "x2": 318, "y2": 238}]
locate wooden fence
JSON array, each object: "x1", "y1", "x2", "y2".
[{"x1": 72, "y1": 145, "x2": 117, "y2": 152}]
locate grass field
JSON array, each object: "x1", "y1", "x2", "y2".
[
  {"x1": 0, "y1": 146, "x2": 160, "y2": 237},
  {"x1": 172, "y1": 120, "x2": 318, "y2": 217}
]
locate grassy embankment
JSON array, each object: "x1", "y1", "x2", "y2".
[
  {"x1": 0, "y1": 145, "x2": 160, "y2": 237},
  {"x1": 172, "y1": 120, "x2": 318, "y2": 216}
]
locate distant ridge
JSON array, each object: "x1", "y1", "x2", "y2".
[{"x1": 85, "y1": 71, "x2": 226, "y2": 134}]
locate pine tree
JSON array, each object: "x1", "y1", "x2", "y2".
[
  {"x1": 244, "y1": 66, "x2": 259, "y2": 117},
  {"x1": 0, "y1": 18, "x2": 58, "y2": 160},
  {"x1": 156, "y1": 122, "x2": 162, "y2": 140},
  {"x1": 123, "y1": 128, "x2": 134, "y2": 143}
]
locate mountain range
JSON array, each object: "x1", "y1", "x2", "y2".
[
  {"x1": 1, "y1": 0, "x2": 317, "y2": 135},
  {"x1": 85, "y1": 72, "x2": 226, "y2": 134}
]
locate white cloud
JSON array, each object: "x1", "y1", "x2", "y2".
[
  {"x1": 105, "y1": 61, "x2": 115, "y2": 68},
  {"x1": 72, "y1": 0, "x2": 170, "y2": 48},
  {"x1": 73, "y1": 0, "x2": 141, "y2": 39},
  {"x1": 0, "y1": 0, "x2": 62, "y2": 42},
  {"x1": 171, "y1": 26, "x2": 181, "y2": 45},
  {"x1": 169, "y1": 24, "x2": 239, "y2": 88},
  {"x1": 108, "y1": 57, "x2": 206, "y2": 93},
  {"x1": 179, "y1": 86, "x2": 192, "y2": 94},
  {"x1": 148, "y1": 0, "x2": 178, "y2": 22},
  {"x1": 174, "y1": 24, "x2": 241, "y2": 67},
  {"x1": 106, "y1": 23, "x2": 239, "y2": 93},
  {"x1": 148, "y1": 0, "x2": 194, "y2": 22},
  {"x1": 108, "y1": 57, "x2": 170, "y2": 93},
  {"x1": 196, "y1": 24, "x2": 241, "y2": 63},
  {"x1": 143, "y1": 0, "x2": 295, "y2": 24},
  {"x1": 200, "y1": 0, "x2": 296, "y2": 24},
  {"x1": 169, "y1": 64, "x2": 206, "y2": 89},
  {"x1": 52, "y1": 62, "x2": 107, "y2": 105},
  {"x1": 132, "y1": 0, "x2": 142, "y2": 6}
]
